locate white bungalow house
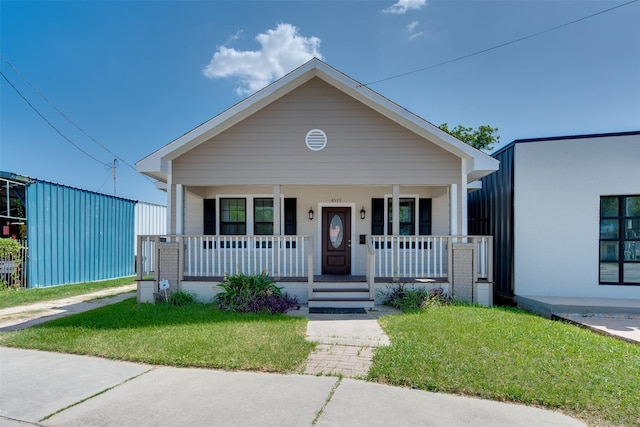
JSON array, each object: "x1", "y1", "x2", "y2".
[{"x1": 135, "y1": 58, "x2": 499, "y2": 308}]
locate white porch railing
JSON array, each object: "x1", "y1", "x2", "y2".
[
  {"x1": 473, "y1": 235, "x2": 492, "y2": 280},
  {"x1": 366, "y1": 235, "x2": 493, "y2": 281},
  {"x1": 184, "y1": 235, "x2": 311, "y2": 278},
  {"x1": 369, "y1": 236, "x2": 449, "y2": 279},
  {"x1": 137, "y1": 236, "x2": 158, "y2": 278},
  {"x1": 137, "y1": 235, "x2": 492, "y2": 299},
  {"x1": 136, "y1": 235, "x2": 313, "y2": 280}
]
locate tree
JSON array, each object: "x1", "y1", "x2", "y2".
[{"x1": 438, "y1": 123, "x2": 500, "y2": 152}]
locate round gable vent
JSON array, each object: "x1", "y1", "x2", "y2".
[{"x1": 305, "y1": 129, "x2": 327, "y2": 151}]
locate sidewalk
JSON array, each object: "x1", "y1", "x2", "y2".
[
  {"x1": 0, "y1": 347, "x2": 585, "y2": 426},
  {"x1": 0, "y1": 284, "x2": 136, "y2": 331},
  {"x1": 0, "y1": 288, "x2": 629, "y2": 426}
]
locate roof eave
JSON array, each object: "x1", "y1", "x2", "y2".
[
  {"x1": 136, "y1": 58, "x2": 500, "y2": 181},
  {"x1": 136, "y1": 60, "x2": 324, "y2": 176}
]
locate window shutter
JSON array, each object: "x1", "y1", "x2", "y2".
[
  {"x1": 371, "y1": 198, "x2": 384, "y2": 235},
  {"x1": 284, "y1": 198, "x2": 297, "y2": 235},
  {"x1": 203, "y1": 199, "x2": 216, "y2": 235},
  {"x1": 419, "y1": 198, "x2": 432, "y2": 235}
]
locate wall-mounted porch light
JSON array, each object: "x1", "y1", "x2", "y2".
[
  {"x1": 360, "y1": 207, "x2": 366, "y2": 220},
  {"x1": 308, "y1": 208, "x2": 314, "y2": 220}
]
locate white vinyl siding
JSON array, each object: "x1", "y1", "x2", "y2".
[{"x1": 173, "y1": 78, "x2": 460, "y2": 186}]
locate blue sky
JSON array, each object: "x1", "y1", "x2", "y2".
[{"x1": 1, "y1": 0, "x2": 638, "y2": 205}]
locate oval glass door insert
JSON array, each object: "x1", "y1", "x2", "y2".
[{"x1": 329, "y1": 215, "x2": 344, "y2": 248}]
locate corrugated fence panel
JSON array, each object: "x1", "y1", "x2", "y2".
[
  {"x1": 26, "y1": 181, "x2": 135, "y2": 287},
  {"x1": 134, "y1": 202, "x2": 167, "y2": 255},
  {"x1": 468, "y1": 145, "x2": 515, "y2": 303}
]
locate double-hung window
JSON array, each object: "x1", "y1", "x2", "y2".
[
  {"x1": 388, "y1": 198, "x2": 415, "y2": 235},
  {"x1": 220, "y1": 198, "x2": 246, "y2": 235},
  {"x1": 371, "y1": 197, "x2": 431, "y2": 236},
  {"x1": 254, "y1": 198, "x2": 274, "y2": 235},
  {"x1": 600, "y1": 195, "x2": 640, "y2": 285},
  {"x1": 207, "y1": 197, "x2": 297, "y2": 236}
]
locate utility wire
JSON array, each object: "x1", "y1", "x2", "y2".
[
  {"x1": 0, "y1": 53, "x2": 155, "y2": 183},
  {"x1": 363, "y1": 0, "x2": 638, "y2": 87},
  {"x1": 1, "y1": 70, "x2": 110, "y2": 167},
  {"x1": 97, "y1": 167, "x2": 114, "y2": 193}
]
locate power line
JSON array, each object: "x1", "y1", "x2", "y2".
[
  {"x1": 97, "y1": 168, "x2": 114, "y2": 193},
  {"x1": 0, "y1": 70, "x2": 110, "y2": 167},
  {"x1": 363, "y1": 0, "x2": 638, "y2": 87},
  {"x1": 0, "y1": 53, "x2": 155, "y2": 184}
]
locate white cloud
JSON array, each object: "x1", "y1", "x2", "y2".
[
  {"x1": 383, "y1": 0, "x2": 427, "y2": 15},
  {"x1": 225, "y1": 29, "x2": 244, "y2": 44},
  {"x1": 407, "y1": 21, "x2": 424, "y2": 40},
  {"x1": 202, "y1": 23, "x2": 323, "y2": 95}
]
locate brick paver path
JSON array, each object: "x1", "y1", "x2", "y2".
[
  {"x1": 304, "y1": 343, "x2": 375, "y2": 378},
  {"x1": 289, "y1": 306, "x2": 399, "y2": 378}
]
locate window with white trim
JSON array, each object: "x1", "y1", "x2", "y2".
[
  {"x1": 254, "y1": 198, "x2": 274, "y2": 235},
  {"x1": 371, "y1": 197, "x2": 431, "y2": 236},
  {"x1": 600, "y1": 195, "x2": 640, "y2": 285},
  {"x1": 220, "y1": 198, "x2": 246, "y2": 235}
]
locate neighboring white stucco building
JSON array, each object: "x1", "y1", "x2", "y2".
[{"x1": 469, "y1": 132, "x2": 640, "y2": 304}]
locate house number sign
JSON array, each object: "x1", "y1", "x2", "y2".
[{"x1": 331, "y1": 198, "x2": 342, "y2": 203}]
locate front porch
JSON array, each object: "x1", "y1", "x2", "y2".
[{"x1": 136, "y1": 234, "x2": 494, "y2": 307}]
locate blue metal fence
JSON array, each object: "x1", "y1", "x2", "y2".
[{"x1": 26, "y1": 180, "x2": 135, "y2": 287}]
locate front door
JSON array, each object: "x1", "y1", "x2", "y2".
[{"x1": 322, "y1": 207, "x2": 351, "y2": 275}]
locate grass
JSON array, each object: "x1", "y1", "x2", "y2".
[
  {"x1": 368, "y1": 305, "x2": 640, "y2": 426},
  {"x1": 0, "y1": 276, "x2": 135, "y2": 309},
  {"x1": 0, "y1": 298, "x2": 315, "y2": 372},
  {"x1": 2, "y1": 293, "x2": 638, "y2": 425}
]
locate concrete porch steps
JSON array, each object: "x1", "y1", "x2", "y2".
[
  {"x1": 308, "y1": 281, "x2": 374, "y2": 309},
  {"x1": 307, "y1": 298, "x2": 375, "y2": 309}
]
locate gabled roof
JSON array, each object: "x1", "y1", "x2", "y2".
[{"x1": 137, "y1": 58, "x2": 498, "y2": 183}]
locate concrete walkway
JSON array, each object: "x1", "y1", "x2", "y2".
[
  {"x1": 557, "y1": 314, "x2": 640, "y2": 344},
  {"x1": 288, "y1": 306, "x2": 396, "y2": 378},
  {"x1": 2, "y1": 289, "x2": 637, "y2": 425},
  {"x1": 0, "y1": 347, "x2": 586, "y2": 427},
  {"x1": 0, "y1": 284, "x2": 136, "y2": 331}
]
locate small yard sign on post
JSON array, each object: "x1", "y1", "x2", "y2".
[{"x1": 159, "y1": 280, "x2": 170, "y2": 302}]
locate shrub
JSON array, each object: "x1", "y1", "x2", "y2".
[
  {"x1": 0, "y1": 238, "x2": 23, "y2": 290},
  {"x1": 383, "y1": 284, "x2": 451, "y2": 313},
  {"x1": 167, "y1": 290, "x2": 197, "y2": 306},
  {"x1": 214, "y1": 271, "x2": 300, "y2": 314}
]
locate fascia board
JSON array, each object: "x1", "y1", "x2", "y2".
[
  {"x1": 136, "y1": 58, "x2": 499, "y2": 182},
  {"x1": 468, "y1": 180, "x2": 483, "y2": 192},
  {"x1": 464, "y1": 155, "x2": 500, "y2": 183}
]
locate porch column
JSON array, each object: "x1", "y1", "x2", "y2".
[
  {"x1": 392, "y1": 185, "x2": 400, "y2": 235},
  {"x1": 461, "y1": 176, "x2": 468, "y2": 236},
  {"x1": 273, "y1": 185, "x2": 281, "y2": 235},
  {"x1": 176, "y1": 184, "x2": 184, "y2": 235},
  {"x1": 166, "y1": 170, "x2": 173, "y2": 235},
  {"x1": 449, "y1": 184, "x2": 458, "y2": 236},
  {"x1": 392, "y1": 185, "x2": 400, "y2": 280}
]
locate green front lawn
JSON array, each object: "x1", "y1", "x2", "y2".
[
  {"x1": 0, "y1": 276, "x2": 135, "y2": 309},
  {"x1": 0, "y1": 298, "x2": 314, "y2": 372},
  {"x1": 2, "y1": 296, "x2": 638, "y2": 426},
  {"x1": 368, "y1": 305, "x2": 640, "y2": 426}
]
